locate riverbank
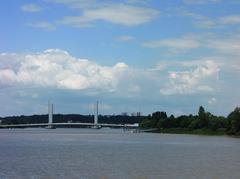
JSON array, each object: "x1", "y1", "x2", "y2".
[{"x1": 145, "y1": 128, "x2": 228, "y2": 136}]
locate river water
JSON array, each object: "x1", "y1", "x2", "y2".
[{"x1": 0, "y1": 128, "x2": 240, "y2": 179}]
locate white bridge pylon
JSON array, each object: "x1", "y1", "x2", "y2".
[
  {"x1": 94, "y1": 101, "x2": 98, "y2": 125},
  {"x1": 47, "y1": 101, "x2": 99, "y2": 126},
  {"x1": 48, "y1": 101, "x2": 53, "y2": 124}
]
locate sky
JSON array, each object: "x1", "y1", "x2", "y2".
[{"x1": 0, "y1": 0, "x2": 240, "y2": 117}]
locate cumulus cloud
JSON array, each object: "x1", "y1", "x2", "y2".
[
  {"x1": 2, "y1": 48, "x2": 237, "y2": 116},
  {"x1": 0, "y1": 49, "x2": 128, "y2": 91},
  {"x1": 21, "y1": 4, "x2": 43, "y2": 12},
  {"x1": 0, "y1": 49, "x2": 226, "y2": 99},
  {"x1": 160, "y1": 60, "x2": 220, "y2": 95}
]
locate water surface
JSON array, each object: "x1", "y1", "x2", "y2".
[{"x1": 0, "y1": 128, "x2": 240, "y2": 179}]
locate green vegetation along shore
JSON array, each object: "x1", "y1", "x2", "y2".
[{"x1": 140, "y1": 106, "x2": 240, "y2": 136}]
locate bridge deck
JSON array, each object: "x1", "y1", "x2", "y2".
[{"x1": 0, "y1": 123, "x2": 138, "y2": 128}]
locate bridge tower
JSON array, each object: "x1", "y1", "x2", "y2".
[
  {"x1": 94, "y1": 101, "x2": 98, "y2": 125},
  {"x1": 48, "y1": 101, "x2": 53, "y2": 125}
]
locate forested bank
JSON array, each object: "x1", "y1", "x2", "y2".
[
  {"x1": 1, "y1": 106, "x2": 240, "y2": 136},
  {"x1": 140, "y1": 106, "x2": 240, "y2": 135},
  {"x1": 0, "y1": 114, "x2": 143, "y2": 126}
]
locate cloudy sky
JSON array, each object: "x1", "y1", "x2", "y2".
[{"x1": 0, "y1": 0, "x2": 240, "y2": 117}]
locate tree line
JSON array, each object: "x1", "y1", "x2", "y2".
[
  {"x1": 0, "y1": 114, "x2": 143, "y2": 126},
  {"x1": 1, "y1": 106, "x2": 240, "y2": 135},
  {"x1": 140, "y1": 106, "x2": 240, "y2": 135}
]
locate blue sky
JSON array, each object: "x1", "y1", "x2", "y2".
[{"x1": 0, "y1": 0, "x2": 240, "y2": 117}]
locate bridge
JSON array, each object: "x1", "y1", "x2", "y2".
[
  {"x1": 0, "y1": 101, "x2": 139, "y2": 129},
  {"x1": 0, "y1": 122, "x2": 138, "y2": 128}
]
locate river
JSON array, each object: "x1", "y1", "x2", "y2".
[{"x1": 0, "y1": 128, "x2": 239, "y2": 179}]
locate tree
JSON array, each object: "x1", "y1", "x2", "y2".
[
  {"x1": 188, "y1": 119, "x2": 200, "y2": 130},
  {"x1": 139, "y1": 115, "x2": 152, "y2": 129},
  {"x1": 198, "y1": 106, "x2": 208, "y2": 128},
  {"x1": 152, "y1": 111, "x2": 167, "y2": 128},
  {"x1": 227, "y1": 107, "x2": 240, "y2": 134}
]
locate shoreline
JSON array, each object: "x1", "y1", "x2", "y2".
[{"x1": 143, "y1": 128, "x2": 240, "y2": 137}]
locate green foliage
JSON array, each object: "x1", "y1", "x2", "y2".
[
  {"x1": 208, "y1": 117, "x2": 221, "y2": 131},
  {"x1": 198, "y1": 106, "x2": 208, "y2": 128},
  {"x1": 139, "y1": 106, "x2": 240, "y2": 136},
  {"x1": 188, "y1": 119, "x2": 201, "y2": 130},
  {"x1": 139, "y1": 117, "x2": 152, "y2": 129},
  {"x1": 227, "y1": 107, "x2": 240, "y2": 134},
  {"x1": 152, "y1": 112, "x2": 167, "y2": 128},
  {"x1": 208, "y1": 116, "x2": 227, "y2": 131}
]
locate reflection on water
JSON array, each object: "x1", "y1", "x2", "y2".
[{"x1": 0, "y1": 128, "x2": 240, "y2": 179}]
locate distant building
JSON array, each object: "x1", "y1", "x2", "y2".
[
  {"x1": 121, "y1": 112, "x2": 128, "y2": 116},
  {"x1": 136, "y1": 112, "x2": 141, "y2": 116},
  {"x1": 131, "y1": 112, "x2": 136, "y2": 117},
  {"x1": 130, "y1": 112, "x2": 141, "y2": 117}
]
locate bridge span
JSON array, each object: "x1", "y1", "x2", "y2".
[
  {"x1": 0, "y1": 101, "x2": 139, "y2": 129},
  {"x1": 0, "y1": 122, "x2": 138, "y2": 129}
]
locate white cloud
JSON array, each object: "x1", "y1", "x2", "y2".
[
  {"x1": 58, "y1": 4, "x2": 159, "y2": 27},
  {"x1": 142, "y1": 32, "x2": 240, "y2": 57},
  {"x1": 142, "y1": 35, "x2": 200, "y2": 52},
  {"x1": 27, "y1": 21, "x2": 56, "y2": 30},
  {"x1": 48, "y1": 0, "x2": 97, "y2": 9},
  {"x1": 179, "y1": 10, "x2": 240, "y2": 29},
  {"x1": 116, "y1": 35, "x2": 135, "y2": 42},
  {"x1": 24, "y1": 2, "x2": 158, "y2": 29},
  {"x1": 126, "y1": 0, "x2": 151, "y2": 4},
  {"x1": 160, "y1": 60, "x2": 220, "y2": 95},
  {"x1": 219, "y1": 15, "x2": 240, "y2": 25},
  {"x1": 0, "y1": 49, "x2": 231, "y2": 99},
  {"x1": 2, "y1": 48, "x2": 240, "y2": 116},
  {"x1": 183, "y1": 0, "x2": 221, "y2": 4},
  {"x1": 198, "y1": 15, "x2": 240, "y2": 28},
  {"x1": 21, "y1": 4, "x2": 43, "y2": 12},
  {"x1": 206, "y1": 35, "x2": 240, "y2": 55},
  {"x1": 195, "y1": 19, "x2": 216, "y2": 28},
  {"x1": 179, "y1": 11, "x2": 216, "y2": 28},
  {"x1": 0, "y1": 49, "x2": 128, "y2": 91},
  {"x1": 49, "y1": 0, "x2": 151, "y2": 9},
  {"x1": 208, "y1": 97, "x2": 217, "y2": 104},
  {"x1": 180, "y1": 11, "x2": 206, "y2": 20}
]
